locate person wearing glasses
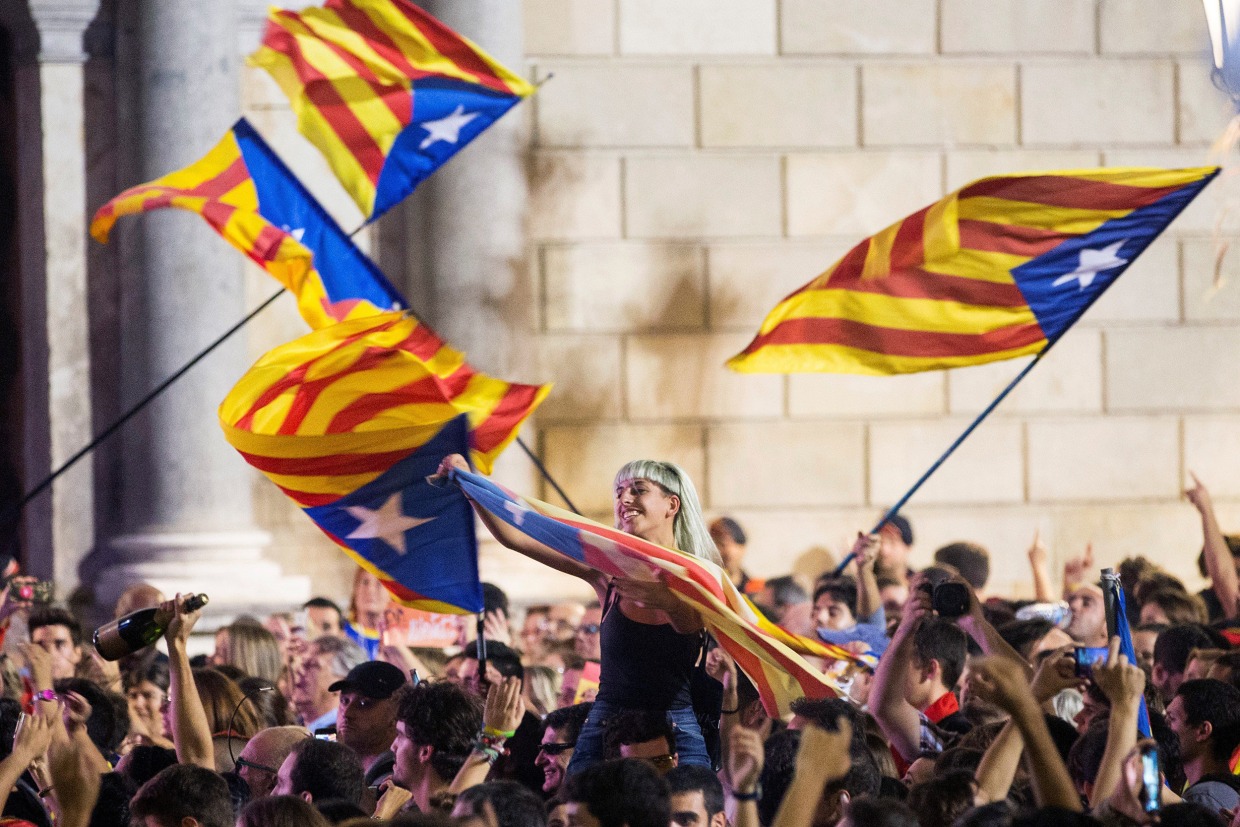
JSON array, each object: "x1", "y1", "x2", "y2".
[
  {"x1": 438, "y1": 455, "x2": 721, "y2": 774},
  {"x1": 537, "y1": 703, "x2": 592, "y2": 796},
  {"x1": 232, "y1": 725, "x2": 310, "y2": 799}
]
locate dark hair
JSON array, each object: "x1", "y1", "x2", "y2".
[
  {"x1": 313, "y1": 798, "x2": 367, "y2": 824},
  {"x1": 123, "y1": 653, "x2": 171, "y2": 695},
  {"x1": 482, "y1": 582, "x2": 510, "y2": 619},
  {"x1": 90, "y1": 771, "x2": 136, "y2": 827},
  {"x1": 933, "y1": 542, "x2": 990, "y2": 590},
  {"x1": 463, "y1": 640, "x2": 524, "y2": 681},
  {"x1": 711, "y1": 517, "x2": 746, "y2": 546},
  {"x1": 1198, "y1": 535, "x2": 1240, "y2": 577},
  {"x1": 29, "y1": 606, "x2": 82, "y2": 645},
  {"x1": 119, "y1": 745, "x2": 179, "y2": 788},
  {"x1": 238, "y1": 795, "x2": 330, "y2": 827},
  {"x1": 1157, "y1": 801, "x2": 1228, "y2": 827},
  {"x1": 455, "y1": 781, "x2": 546, "y2": 827},
  {"x1": 130, "y1": 764, "x2": 234, "y2": 827},
  {"x1": 996, "y1": 619, "x2": 1056, "y2": 660},
  {"x1": 303, "y1": 597, "x2": 343, "y2": 616},
  {"x1": 563, "y1": 758, "x2": 669, "y2": 827},
  {"x1": 237, "y1": 676, "x2": 295, "y2": 727},
  {"x1": 764, "y1": 576, "x2": 808, "y2": 609},
  {"x1": 604, "y1": 710, "x2": 675, "y2": 759},
  {"x1": 813, "y1": 576, "x2": 858, "y2": 620},
  {"x1": 395, "y1": 681, "x2": 483, "y2": 782},
  {"x1": 841, "y1": 796, "x2": 918, "y2": 827},
  {"x1": 788, "y1": 698, "x2": 867, "y2": 750},
  {"x1": 288, "y1": 738, "x2": 365, "y2": 804},
  {"x1": 1175, "y1": 679, "x2": 1240, "y2": 760},
  {"x1": 54, "y1": 677, "x2": 129, "y2": 755},
  {"x1": 906, "y1": 770, "x2": 976, "y2": 827},
  {"x1": 544, "y1": 702, "x2": 593, "y2": 745},
  {"x1": 1154, "y1": 624, "x2": 1216, "y2": 675},
  {"x1": 758, "y1": 729, "x2": 800, "y2": 826},
  {"x1": 1066, "y1": 720, "x2": 1109, "y2": 786},
  {"x1": 912, "y1": 619, "x2": 968, "y2": 691},
  {"x1": 666, "y1": 765, "x2": 724, "y2": 817},
  {"x1": 1141, "y1": 588, "x2": 1207, "y2": 625}
]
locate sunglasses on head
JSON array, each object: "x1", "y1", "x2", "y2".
[{"x1": 538, "y1": 741, "x2": 575, "y2": 756}]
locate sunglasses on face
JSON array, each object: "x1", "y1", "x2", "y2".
[
  {"x1": 538, "y1": 742, "x2": 575, "y2": 756},
  {"x1": 578, "y1": 623, "x2": 601, "y2": 635}
]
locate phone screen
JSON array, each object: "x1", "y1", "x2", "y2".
[
  {"x1": 1140, "y1": 745, "x2": 1160, "y2": 813},
  {"x1": 1074, "y1": 646, "x2": 1108, "y2": 678}
]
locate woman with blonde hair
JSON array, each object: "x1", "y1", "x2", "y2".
[
  {"x1": 344, "y1": 568, "x2": 392, "y2": 660},
  {"x1": 440, "y1": 454, "x2": 720, "y2": 773},
  {"x1": 219, "y1": 619, "x2": 282, "y2": 683},
  {"x1": 522, "y1": 664, "x2": 561, "y2": 718}
]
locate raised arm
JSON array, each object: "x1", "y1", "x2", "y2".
[
  {"x1": 163, "y1": 595, "x2": 214, "y2": 769},
  {"x1": 438, "y1": 455, "x2": 606, "y2": 594},
  {"x1": 852, "y1": 533, "x2": 882, "y2": 622},
  {"x1": 869, "y1": 587, "x2": 929, "y2": 763},
  {"x1": 956, "y1": 578, "x2": 1031, "y2": 676},
  {"x1": 1027, "y1": 530, "x2": 1055, "y2": 604},
  {"x1": 1089, "y1": 637, "x2": 1146, "y2": 809},
  {"x1": 1186, "y1": 472, "x2": 1238, "y2": 619},
  {"x1": 970, "y1": 656, "x2": 1081, "y2": 812},
  {"x1": 974, "y1": 720, "x2": 1023, "y2": 805},
  {"x1": 771, "y1": 720, "x2": 853, "y2": 827}
]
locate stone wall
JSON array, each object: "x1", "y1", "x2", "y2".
[{"x1": 509, "y1": 0, "x2": 1240, "y2": 603}]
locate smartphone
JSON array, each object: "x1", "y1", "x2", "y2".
[
  {"x1": 1139, "y1": 743, "x2": 1160, "y2": 813},
  {"x1": 313, "y1": 727, "x2": 337, "y2": 742},
  {"x1": 1074, "y1": 646, "x2": 1108, "y2": 678}
]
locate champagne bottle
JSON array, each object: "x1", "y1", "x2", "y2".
[{"x1": 92, "y1": 593, "x2": 209, "y2": 661}]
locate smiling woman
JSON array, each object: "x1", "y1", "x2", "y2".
[{"x1": 438, "y1": 453, "x2": 721, "y2": 775}]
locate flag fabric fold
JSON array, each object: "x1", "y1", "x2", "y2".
[
  {"x1": 91, "y1": 118, "x2": 407, "y2": 331},
  {"x1": 449, "y1": 467, "x2": 855, "y2": 717},
  {"x1": 249, "y1": 0, "x2": 535, "y2": 222},
  {"x1": 219, "y1": 311, "x2": 549, "y2": 479},
  {"x1": 729, "y1": 167, "x2": 1219, "y2": 376}
]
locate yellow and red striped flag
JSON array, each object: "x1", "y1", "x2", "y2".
[
  {"x1": 449, "y1": 469, "x2": 854, "y2": 717},
  {"x1": 90, "y1": 123, "x2": 317, "y2": 313},
  {"x1": 729, "y1": 167, "x2": 1218, "y2": 375},
  {"x1": 249, "y1": 0, "x2": 534, "y2": 222},
  {"x1": 91, "y1": 119, "x2": 409, "y2": 331},
  {"x1": 220, "y1": 312, "x2": 549, "y2": 479}
]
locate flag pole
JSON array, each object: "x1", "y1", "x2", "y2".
[{"x1": 832, "y1": 352, "x2": 1044, "y2": 576}]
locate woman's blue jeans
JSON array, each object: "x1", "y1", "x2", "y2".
[{"x1": 566, "y1": 698, "x2": 712, "y2": 775}]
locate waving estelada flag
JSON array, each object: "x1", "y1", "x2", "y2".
[
  {"x1": 448, "y1": 468, "x2": 855, "y2": 717},
  {"x1": 219, "y1": 310, "x2": 551, "y2": 610},
  {"x1": 220, "y1": 311, "x2": 548, "y2": 479},
  {"x1": 729, "y1": 167, "x2": 1218, "y2": 375},
  {"x1": 249, "y1": 0, "x2": 535, "y2": 222},
  {"x1": 91, "y1": 118, "x2": 406, "y2": 331}
]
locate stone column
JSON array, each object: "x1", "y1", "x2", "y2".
[
  {"x1": 9, "y1": 0, "x2": 99, "y2": 590},
  {"x1": 93, "y1": 0, "x2": 308, "y2": 615},
  {"x1": 404, "y1": 1, "x2": 543, "y2": 591}
]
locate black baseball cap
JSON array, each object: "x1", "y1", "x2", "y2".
[
  {"x1": 328, "y1": 660, "x2": 406, "y2": 699},
  {"x1": 881, "y1": 513, "x2": 914, "y2": 546}
]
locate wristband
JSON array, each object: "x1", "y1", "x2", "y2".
[
  {"x1": 732, "y1": 788, "x2": 760, "y2": 802},
  {"x1": 721, "y1": 707, "x2": 739, "y2": 715},
  {"x1": 34, "y1": 689, "x2": 57, "y2": 703},
  {"x1": 482, "y1": 725, "x2": 516, "y2": 739}
]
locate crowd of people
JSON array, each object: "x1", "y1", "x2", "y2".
[{"x1": 4, "y1": 468, "x2": 1240, "y2": 827}]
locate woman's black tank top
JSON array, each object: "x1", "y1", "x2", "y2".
[{"x1": 596, "y1": 586, "x2": 699, "y2": 710}]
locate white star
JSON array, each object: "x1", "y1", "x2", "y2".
[
  {"x1": 418, "y1": 105, "x2": 480, "y2": 151},
  {"x1": 1051, "y1": 240, "x2": 1129, "y2": 291},
  {"x1": 345, "y1": 492, "x2": 434, "y2": 555},
  {"x1": 503, "y1": 500, "x2": 528, "y2": 526},
  {"x1": 280, "y1": 225, "x2": 306, "y2": 242}
]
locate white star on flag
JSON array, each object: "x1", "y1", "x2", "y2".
[
  {"x1": 1051, "y1": 240, "x2": 1129, "y2": 291},
  {"x1": 345, "y1": 492, "x2": 435, "y2": 555},
  {"x1": 503, "y1": 500, "x2": 528, "y2": 526},
  {"x1": 280, "y1": 225, "x2": 306, "y2": 242},
  {"x1": 418, "y1": 105, "x2": 480, "y2": 150}
]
